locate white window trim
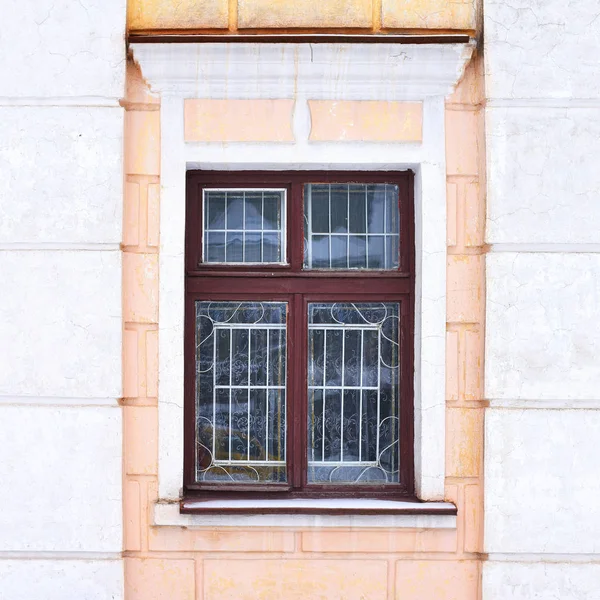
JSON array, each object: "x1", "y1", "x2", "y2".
[{"x1": 131, "y1": 41, "x2": 474, "y2": 527}]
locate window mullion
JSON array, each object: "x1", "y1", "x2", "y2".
[{"x1": 287, "y1": 292, "x2": 307, "y2": 490}]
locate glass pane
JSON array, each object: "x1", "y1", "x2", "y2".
[
  {"x1": 203, "y1": 189, "x2": 286, "y2": 264},
  {"x1": 307, "y1": 302, "x2": 401, "y2": 485},
  {"x1": 304, "y1": 183, "x2": 400, "y2": 270},
  {"x1": 195, "y1": 301, "x2": 287, "y2": 484}
]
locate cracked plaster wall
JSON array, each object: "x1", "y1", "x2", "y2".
[
  {"x1": 483, "y1": 0, "x2": 600, "y2": 597},
  {"x1": 0, "y1": 1, "x2": 126, "y2": 598}
]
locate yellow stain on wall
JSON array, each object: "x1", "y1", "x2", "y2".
[
  {"x1": 127, "y1": 0, "x2": 476, "y2": 31},
  {"x1": 128, "y1": 0, "x2": 229, "y2": 30}
]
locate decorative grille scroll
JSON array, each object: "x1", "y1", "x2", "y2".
[
  {"x1": 307, "y1": 302, "x2": 401, "y2": 484},
  {"x1": 195, "y1": 301, "x2": 287, "y2": 483}
]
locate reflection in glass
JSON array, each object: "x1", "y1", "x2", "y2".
[
  {"x1": 304, "y1": 183, "x2": 400, "y2": 270},
  {"x1": 203, "y1": 189, "x2": 285, "y2": 264},
  {"x1": 195, "y1": 301, "x2": 287, "y2": 483},
  {"x1": 307, "y1": 302, "x2": 400, "y2": 484}
]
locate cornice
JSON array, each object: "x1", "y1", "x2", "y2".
[{"x1": 130, "y1": 41, "x2": 475, "y2": 100}]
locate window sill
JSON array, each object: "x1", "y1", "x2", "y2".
[{"x1": 153, "y1": 499, "x2": 457, "y2": 529}]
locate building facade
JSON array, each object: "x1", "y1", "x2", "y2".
[{"x1": 1, "y1": 1, "x2": 598, "y2": 599}]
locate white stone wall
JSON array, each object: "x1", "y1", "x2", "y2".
[
  {"x1": 483, "y1": 0, "x2": 600, "y2": 596},
  {"x1": 0, "y1": 1, "x2": 126, "y2": 598}
]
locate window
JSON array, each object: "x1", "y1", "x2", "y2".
[{"x1": 185, "y1": 172, "x2": 414, "y2": 500}]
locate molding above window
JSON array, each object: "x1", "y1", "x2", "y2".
[{"x1": 130, "y1": 42, "x2": 475, "y2": 100}]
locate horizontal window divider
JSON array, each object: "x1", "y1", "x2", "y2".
[{"x1": 186, "y1": 278, "x2": 413, "y2": 295}]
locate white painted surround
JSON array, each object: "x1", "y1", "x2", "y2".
[
  {"x1": 483, "y1": 0, "x2": 600, "y2": 596},
  {"x1": 0, "y1": 0, "x2": 125, "y2": 598},
  {"x1": 132, "y1": 42, "x2": 474, "y2": 525}
]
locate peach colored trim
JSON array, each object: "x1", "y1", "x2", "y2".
[
  {"x1": 308, "y1": 100, "x2": 422, "y2": 142},
  {"x1": 237, "y1": 0, "x2": 373, "y2": 28},
  {"x1": 128, "y1": 0, "x2": 228, "y2": 30},
  {"x1": 382, "y1": 0, "x2": 475, "y2": 30},
  {"x1": 127, "y1": 0, "x2": 477, "y2": 32},
  {"x1": 122, "y1": 52, "x2": 486, "y2": 599},
  {"x1": 184, "y1": 99, "x2": 295, "y2": 143}
]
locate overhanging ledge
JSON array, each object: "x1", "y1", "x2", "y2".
[
  {"x1": 130, "y1": 41, "x2": 475, "y2": 100},
  {"x1": 156, "y1": 499, "x2": 457, "y2": 529}
]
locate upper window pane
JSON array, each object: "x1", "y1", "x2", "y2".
[
  {"x1": 203, "y1": 189, "x2": 286, "y2": 264},
  {"x1": 303, "y1": 183, "x2": 400, "y2": 270}
]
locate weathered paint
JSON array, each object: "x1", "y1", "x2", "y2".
[
  {"x1": 184, "y1": 99, "x2": 295, "y2": 142},
  {"x1": 308, "y1": 100, "x2": 423, "y2": 142},
  {"x1": 122, "y1": 51, "x2": 487, "y2": 598},
  {"x1": 127, "y1": 0, "x2": 476, "y2": 32}
]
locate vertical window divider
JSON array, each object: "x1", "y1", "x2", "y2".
[
  {"x1": 364, "y1": 186, "x2": 369, "y2": 268},
  {"x1": 328, "y1": 184, "x2": 332, "y2": 269},
  {"x1": 346, "y1": 185, "x2": 350, "y2": 269},
  {"x1": 247, "y1": 326, "x2": 251, "y2": 461},
  {"x1": 228, "y1": 331, "x2": 233, "y2": 462}
]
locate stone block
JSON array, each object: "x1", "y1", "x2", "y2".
[
  {"x1": 124, "y1": 406, "x2": 158, "y2": 475},
  {"x1": 485, "y1": 408, "x2": 600, "y2": 553},
  {"x1": 483, "y1": 561, "x2": 600, "y2": 600},
  {"x1": 463, "y1": 483, "x2": 482, "y2": 553},
  {"x1": 0, "y1": 0, "x2": 125, "y2": 97},
  {"x1": 0, "y1": 251, "x2": 121, "y2": 398},
  {"x1": 0, "y1": 405, "x2": 121, "y2": 552},
  {"x1": 486, "y1": 108, "x2": 600, "y2": 244},
  {"x1": 124, "y1": 479, "x2": 142, "y2": 551},
  {"x1": 301, "y1": 529, "x2": 455, "y2": 553},
  {"x1": 126, "y1": 558, "x2": 195, "y2": 600},
  {"x1": 446, "y1": 329, "x2": 460, "y2": 401},
  {"x1": 124, "y1": 111, "x2": 160, "y2": 176},
  {"x1": 382, "y1": 0, "x2": 476, "y2": 30},
  {"x1": 446, "y1": 255, "x2": 484, "y2": 324},
  {"x1": 128, "y1": 0, "x2": 228, "y2": 30},
  {"x1": 484, "y1": 0, "x2": 600, "y2": 99},
  {"x1": 149, "y1": 528, "x2": 295, "y2": 552},
  {"x1": 0, "y1": 559, "x2": 123, "y2": 600},
  {"x1": 144, "y1": 329, "x2": 159, "y2": 398},
  {"x1": 238, "y1": 0, "x2": 373, "y2": 28},
  {"x1": 124, "y1": 182, "x2": 141, "y2": 247},
  {"x1": 123, "y1": 328, "x2": 139, "y2": 398},
  {"x1": 204, "y1": 559, "x2": 387, "y2": 599},
  {"x1": 395, "y1": 560, "x2": 479, "y2": 600},
  {"x1": 147, "y1": 183, "x2": 161, "y2": 248},
  {"x1": 123, "y1": 253, "x2": 159, "y2": 324},
  {"x1": 446, "y1": 407, "x2": 483, "y2": 478},
  {"x1": 0, "y1": 107, "x2": 123, "y2": 245},
  {"x1": 445, "y1": 109, "x2": 481, "y2": 176},
  {"x1": 463, "y1": 328, "x2": 483, "y2": 400},
  {"x1": 486, "y1": 253, "x2": 600, "y2": 401}
]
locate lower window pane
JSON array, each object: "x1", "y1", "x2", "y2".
[
  {"x1": 307, "y1": 302, "x2": 401, "y2": 484},
  {"x1": 195, "y1": 301, "x2": 287, "y2": 484}
]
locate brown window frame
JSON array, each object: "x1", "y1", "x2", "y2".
[{"x1": 184, "y1": 170, "x2": 415, "y2": 503}]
